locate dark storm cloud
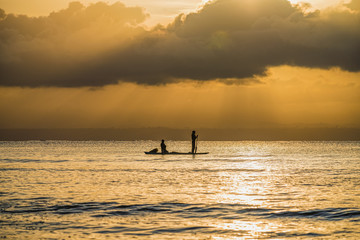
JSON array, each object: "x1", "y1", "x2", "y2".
[
  {"x1": 0, "y1": 1, "x2": 148, "y2": 87},
  {"x1": 0, "y1": 0, "x2": 359, "y2": 87}
]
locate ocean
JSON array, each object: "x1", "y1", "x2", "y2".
[{"x1": 1, "y1": 141, "x2": 359, "y2": 239}]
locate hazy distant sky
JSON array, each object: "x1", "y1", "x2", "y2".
[
  {"x1": 0, "y1": 0, "x2": 350, "y2": 25},
  {"x1": 0, "y1": 0, "x2": 359, "y2": 129}
]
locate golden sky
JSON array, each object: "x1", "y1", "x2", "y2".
[
  {"x1": 0, "y1": 0, "x2": 350, "y2": 25},
  {"x1": 0, "y1": 0, "x2": 359, "y2": 129}
]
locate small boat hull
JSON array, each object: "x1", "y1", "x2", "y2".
[{"x1": 145, "y1": 152, "x2": 209, "y2": 155}]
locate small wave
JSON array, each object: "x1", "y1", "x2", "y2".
[
  {"x1": 151, "y1": 226, "x2": 211, "y2": 234},
  {"x1": 0, "y1": 158, "x2": 69, "y2": 163},
  {"x1": 192, "y1": 168, "x2": 265, "y2": 173},
  {"x1": 267, "y1": 208, "x2": 360, "y2": 221},
  {"x1": 95, "y1": 226, "x2": 233, "y2": 236},
  {"x1": 0, "y1": 168, "x2": 36, "y2": 171},
  {"x1": 275, "y1": 232, "x2": 329, "y2": 238},
  {"x1": 3, "y1": 201, "x2": 360, "y2": 222},
  {"x1": 0, "y1": 191, "x2": 10, "y2": 197}
]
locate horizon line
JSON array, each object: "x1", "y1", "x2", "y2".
[{"x1": 1, "y1": 128, "x2": 359, "y2": 141}]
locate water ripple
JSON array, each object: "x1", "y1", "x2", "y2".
[
  {"x1": 1, "y1": 158, "x2": 69, "y2": 163},
  {"x1": 2, "y1": 201, "x2": 360, "y2": 222},
  {"x1": 267, "y1": 208, "x2": 360, "y2": 221}
]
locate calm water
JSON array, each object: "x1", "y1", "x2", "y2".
[{"x1": 1, "y1": 141, "x2": 359, "y2": 239}]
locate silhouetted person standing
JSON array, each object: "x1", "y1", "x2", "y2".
[
  {"x1": 191, "y1": 130, "x2": 198, "y2": 153},
  {"x1": 161, "y1": 139, "x2": 168, "y2": 154}
]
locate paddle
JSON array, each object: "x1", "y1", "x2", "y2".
[{"x1": 195, "y1": 135, "x2": 198, "y2": 153}]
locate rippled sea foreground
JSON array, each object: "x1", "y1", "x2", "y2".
[{"x1": 1, "y1": 141, "x2": 359, "y2": 239}]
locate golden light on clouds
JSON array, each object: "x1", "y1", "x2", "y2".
[
  {"x1": 0, "y1": 66, "x2": 359, "y2": 129},
  {"x1": 0, "y1": 0, "x2": 359, "y2": 130}
]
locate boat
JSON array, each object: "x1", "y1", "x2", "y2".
[{"x1": 145, "y1": 152, "x2": 209, "y2": 155}]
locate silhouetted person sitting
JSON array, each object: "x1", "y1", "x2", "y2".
[
  {"x1": 149, "y1": 148, "x2": 158, "y2": 153},
  {"x1": 191, "y1": 130, "x2": 198, "y2": 153},
  {"x1": 161, "y1": 139, "x2": 168, "y2": 154}
]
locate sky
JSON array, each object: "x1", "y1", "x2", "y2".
[
  {"x1": 0, "y1": 0, "x2": 351, "y2": 25},
  {"x1": 0, "y1": 0, "x2": 359, "y2": 130}
]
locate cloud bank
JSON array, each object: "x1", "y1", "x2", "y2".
[{"x1": 0, "y1": 0, "x2": 359, "y2": 87}]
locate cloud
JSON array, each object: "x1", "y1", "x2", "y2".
[
  {"x1": 0, "y1": 1, "x2": 147, "y2": 87},
  {"x1": 0, "y1": 0, "x2": 359, "y2": 87},
  {"x1": 346, "y1": 0, "x2": 360, "y2": 11}
]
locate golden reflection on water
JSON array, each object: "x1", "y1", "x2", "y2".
[
  {"x1": 214, "y1": 180, "x2": 266, "y2": 206},
  {"x1": 0, "y1": 141, "x2": 359, "y2": 239},
  {"x1": 211, "y1": 168, "x2": 274, "y2": 239},
  {"x1": 215, "y1": 220, "x2": 280, "y2": 239}
]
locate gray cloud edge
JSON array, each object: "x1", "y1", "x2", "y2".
[{"x1": 0, "y1": 0, "x2": 359, "y2": 87}]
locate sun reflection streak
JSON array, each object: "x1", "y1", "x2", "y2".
[
  {"x1": 213, "y1": 220, "x2": 281, "y2": 239},
  {"x1": 212, "y1": 154, "x2": 269, "y2": 206}
]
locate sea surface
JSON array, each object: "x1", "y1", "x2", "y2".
[{"x1": 1, "y1": 141, "x2": 359, "y2": 239}]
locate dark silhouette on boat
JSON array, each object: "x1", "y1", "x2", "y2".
[
  {"x1": 192, "y1": 130, "x2": 198, "y2": 153},
  {"x1": 161, "y1": 139, "x2": 168, "y2": 154},
  {"x1": 145, "y1": 130, "x2": 208, "y2": 155}
]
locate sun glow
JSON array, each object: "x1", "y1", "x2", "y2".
[
  {"x1": 0, "y1": 0, "x2": 359, "y2": 131},
  {"x1": 201, "y1": 0, "x2": 212, "y2": 4}
]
